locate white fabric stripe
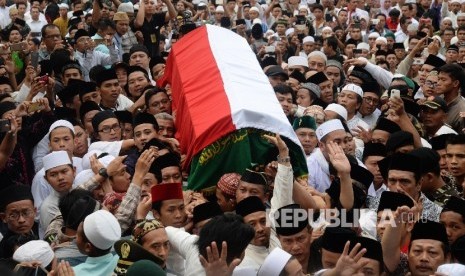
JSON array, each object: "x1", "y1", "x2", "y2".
[{"x1": 205, "y1": 25, "x2": 303, "y2": 149}]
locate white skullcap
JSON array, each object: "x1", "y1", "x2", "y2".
[
  {"x1": 118, "y1": 2, "x2": 134, "y2": 13},
  {"x1": 436, "y1": 264, "x2": 465, "y2": 276},
  {"x1": 253, "y1": 18, "x2": 262, "y2": 25},
  {"x1": 322, "y1": 26, "x2": 332, "y2": 33},
  {"x1": 308, "y1": 51, "x2": 327, "y2": 62},
  {"x1": 443, "y1": 17, "x2": 452, "y2": 22},
  {"x1": 325, "y1": 104, "x2": 348, "y2": 121},
  {"x1": 360, "y1": 14, "x2": 369, "y2": 23},
  {"x1": 216, "y1": 5, "x2": 224, "y2": 12},
  {"x1": 285, "y1": 28, "x2": 295, "y2": 37},
  {"x1": 133, "y1": 4, "x2": 139, "y2": 10},
  {"x1": 303, "y1": 36, "x2": 315, "y2": 44},
  {"x1": 48, "y1": 119, "x2": 75, "y2": 135},
  {"x1": 432, "y1": 35, "x2": 442, "y2": 43},
  {"x1": 407, "y1": 24, "x2": 418, "y2": 32},
  {"x1": 368, "y1": 32, "x2": 380, "y2": 38},
  {"x1": 257, "y1": 248, "x2": 292, "y2": 276},
  {"x1": 375, "y1": 37, "x2": 387, "y2": 44},
  {"x1": 288, "y1": 56, "x2": 308, "y2": 68},
  {"x1": 74, "y1": 169, "x2": 95, "y2": 187},
  {"x1": 298, "y1": 5, "x2": 308, "y2": 10},
  {"x1": 357, "y1": 42, "x2": 370, "y2": 51},
  {"x1": 342, "y1": 83, "x2": 364, "y2": 98},
  {"x1": 451, "y1": 0, "x2": 460, "y2": 4},
  {"x1": 316, "y1": 119, "x2": 345, "y2": 141},
  {"x1": 13, "y1": 240, "x2": 54, "y2": 268},
  {"x1": 58, "y1": 3, "x2": 69, "y2": 9},
  {"x1": 43, "y1": 151, "x2": 72, "y2": 171},
  {"x1": 83, "y1": 210, "x2": 121, "y2": 250},
  {"x1": 233, "y1": 267, "x2": 257, "y2": 276},
  {"x1": 249, "y1": 6, "x2": 259, "y2": 13},
  {"x1": 451, "y1": 36, "x2": 459, "y2": 45}
]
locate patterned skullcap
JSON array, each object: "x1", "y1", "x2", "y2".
[
  {"x1": 132, "y1": 219, "x2": 165, "y2": 244},
  {"x1": 217, "y1": 173, "x2": 241, "y2": 197}
]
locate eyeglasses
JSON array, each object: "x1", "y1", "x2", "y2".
[
  {"x1": 7, "y1": 209, "x2": 34, "y2": 221},
  {"x1": 99, "y1": 124, "x2": 121, "y2": 133},
  {"x1": 425, "y1": 81, "x2": 437, "y2": 88},
  {"x1": 151, "y1": 98, "x2": 170, "y2": 108},
  {"x1": 363, "y1": 97, "x2": 379, "y2": 105},
  {"x1": 45, "y1": 34, "x2": 61, "y2": 39}
]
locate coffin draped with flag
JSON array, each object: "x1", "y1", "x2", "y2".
[{"x1": 159, "y1": 25, "x2": 308, "y2": 192}]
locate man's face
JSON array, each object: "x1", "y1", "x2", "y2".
[
  {"x1": 154, "y1": 199, "x2": 186, "y2": 228},
  {"x1": 63, "y1": 68, "x2": 82, "y2": 86},
  {"x1": 276, "y1": 92, "x2": 293, "y2": 116},
  {"x1": 128, "y1": 72, "x2": 149, "y2": 98},
  {"x1": 308, "y1": 56, "x2": 326, "y2": 72},
  {"x1": 156, "y1": 118, "x2": 174, "y2": 138},
  {"x1": 458, "y1": 17, "x2": 465, "y2": 28},
  {"x1": 268, "y1": 76, "x2": 285, "y2": 87},
  {"x1": 49, "y1": 127, "x2": 75, "y2": 156},
  {"x1": 161, "y1": 166, "x2": 182, "y2": 183},
  {"x1": 236, "y1": 182, "x2": 266, "y2": 203},
  {"x1": 319, "y1": 80, "x2": 334, "y2": 104},
  {"x1": 279, "y1": 228, "x2": 312, "y2": 265},
  {"x1": 73, "y1": 125, "x2": 88, "y2": 158},
  {"x1": 458, "y1": 30, "x2": 465, "y2": 42},
  {"x1": 82, "y1": 92, "x2": 101, "y2": 105},
  {"x1": 31, "y1": 7, "x2": 40, "y2": 20},
  {"x1": 134, "y1": 123, "x2": 157, "y2": 150},
  {"x1": 446, "y1": 144, "x2": 465, "y2": 178},
  {"x1": 45, "y1": 164, "x2": 76, "y2": 194},
  {"x1": 446, "y1": 50, "x2": 459, "y2": 63},
  {"x1": 408, "y1": 239, "x2": 446, "y2": 276},
  {"x1": 321, "y1": 248, "x2": 340, "y2": 269},
  {"x1": 216, "y1": 189, "x2": 235, "y2": 212},
  {"x1": 98, "y1": 79, "x2": 120, "y2": 103},
  {"x1": 325, "y1": 66, "x2": 341, "y2": 86},
  {"x1": 442, "y1": 30, "x2": 454, "y2": 44},
  {"x1": 344, "y1": 44, "x2": 356, "y2": 58},
  {"x1": 3, "y1": 200, "x2": 35, "y2": 235},
  {"x1": 303, "y1": 42, "x2": 316, "y2": 55},
  {"x1": 338, "y1": 10, "x2": 348, "y2": 23},
  {"x1": 359, "y1": 92, "x2": 379, "y2": 116},
  {"x1": 97, "y1": 118, "x2": 121, "y2": 142},
  {"x1": 83, "y1": 110, "x2": 98, "y2": 135},
  {"x1": 320, "y1": 130, "x2": 347, "y2": 158},
  {"x1": 115, "y1": 20, "x2": 129, "y2": 35},
  {"x1": 148, "y1": 92, "x2": 171, "y2": 115},
  {"x1": 387, "y1": 170, "x2": 420, "y2": 199},
  {"x1": 364, "y1": 155, "x2": 384, "y2": 186},
  {"x1": 350, "y1": 28, "x2": 362, "y2": 40},
  {"x1": 440, "y1": 211, "x2": 465, "y2": 245},
  {"x1": 296, "y1": 128, "x2": 317, "y2": 155},
  {"x1": 437, "y1": 72, "x2": 458, "y2": 95},
  {"x1": 337, "y1": 90, "x2": 360, "y2": 115},
  {"x1": 129, "y1": 51, "x2": 151, "y2": 69},
  {"x1": 244, "y1": 211, "x2": 270, "y2": 247},
  {"x1": 418, "y1": 64, "x2": 434, "y2": 86},
  {"x1": 371, "y1": 130, "x2": 389, "y2": 144},
  {"x1": 141, "y1": 228, "x2": 170, "y2": 267},
  {"x1": 419, "y1": 107, "x2": 446, "y2": 131},
  {"x1": 296, "y1": 88, "x2": 312, "y2": 107}
]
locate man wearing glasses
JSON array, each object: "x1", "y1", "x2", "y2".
[
  {"x1": 39, "y1": 24, "x2": 64, "y2": 61},
  {"x1": 0, "y1": 184, "x2": 37, "y2": 258}
]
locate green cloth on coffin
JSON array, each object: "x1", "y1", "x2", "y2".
[{"x1": 187, "y1": 128, "x2": 308, "y2": 192}]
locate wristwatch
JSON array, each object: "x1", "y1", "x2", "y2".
[
  {"x1": 98, "y1": 168, "x2": 109, "y2": 178},
  {"x1": 277, "y1": 155, "x2": 290, "y2": 163}
]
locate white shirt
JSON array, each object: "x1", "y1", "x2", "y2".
[
  {"x1": 26, "y1": 18, "x2": 47, "y2": 35},
  {"x1": 39, "y1": 190, "x2": 60, "y2": 239},
  {"x1": 307, "y1": 148, "x2": 331, "y2": 193},
  {"x1": 0, "y1": 5, "x2": 11, "y2": 29},
  {"x1": 367, "y1": 183, "x2": 387, "y2": 198},
  {"x1": 238, "y1": 244, "x2": 269, "y2": 272},
  {"x1": 24, "y1": 12, "x2": 46, "y2": 24},
  {"x1": 356, "y1": 109, "x2": 381, "y2": 129},
  {"x1": 74, "y1": 50, "x2": 114, "y2": 81}
]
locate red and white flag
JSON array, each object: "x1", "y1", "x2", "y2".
[{"x1": 159, "y1": 25, "x2": 303, "y2": 168}]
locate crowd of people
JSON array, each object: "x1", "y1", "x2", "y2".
[{"x1": 0, "y1": 0, "x2": 465, "y2": 275}]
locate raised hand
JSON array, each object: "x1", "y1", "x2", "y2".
[
  {"x1": 327, "y1": 141, "x2": 351, "y2": 175},
  {"x1": 199, "y1": 241, "x2": 240, "y2": 276}
]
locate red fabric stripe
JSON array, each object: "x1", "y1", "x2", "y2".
[{"x1": 162, "y1": 26, "x2": 236, "y2": 168}]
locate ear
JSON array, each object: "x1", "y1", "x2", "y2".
[
  {"x1": 85, "y1": 242, "x2": 93, "y2": 254},
  {"x1": 454, "y1": 79, "x2": 460, "y2": 89},
  {"x1": 153, "y1": 210, "x2": 161, "y2": 220}
]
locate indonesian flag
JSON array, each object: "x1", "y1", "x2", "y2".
[{"x1": 159, "y1": 25, "x2": 307, "y2": 191}]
